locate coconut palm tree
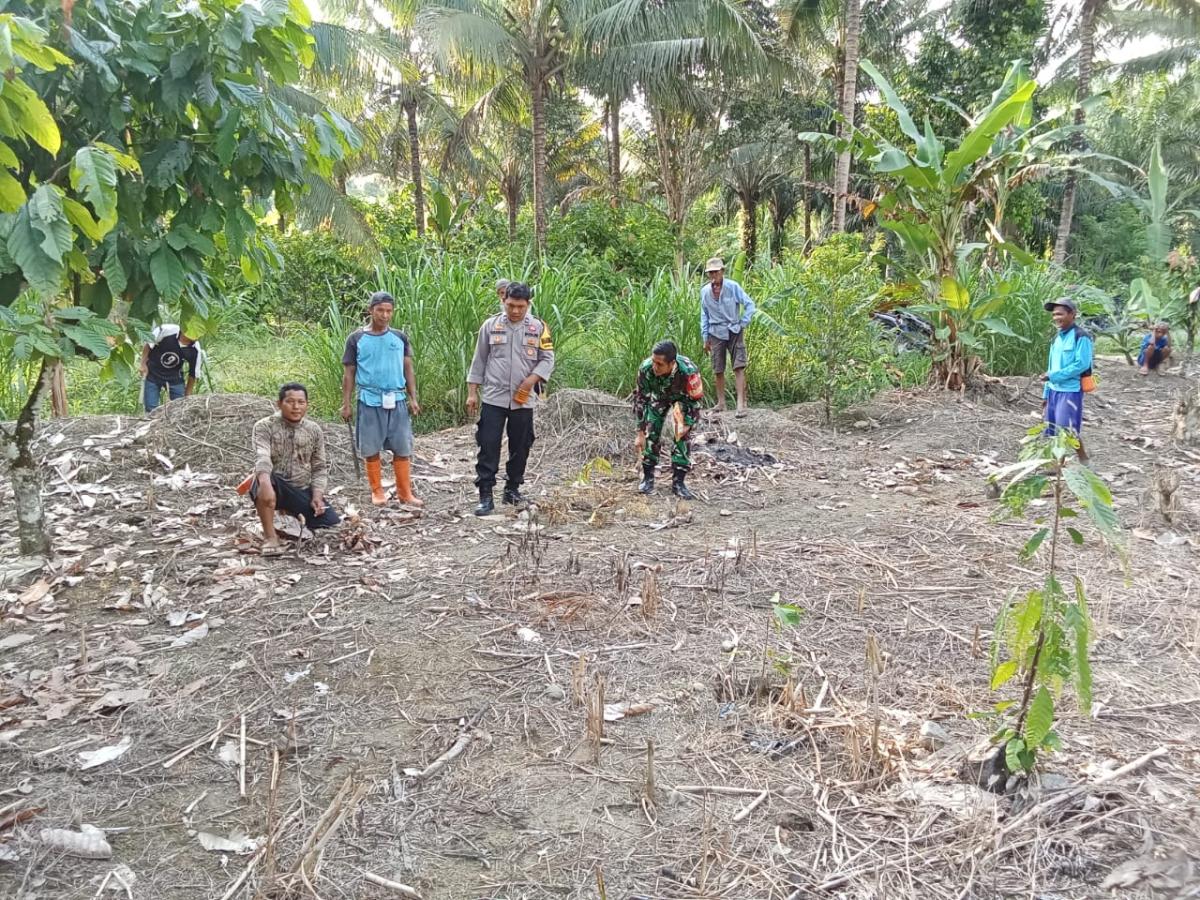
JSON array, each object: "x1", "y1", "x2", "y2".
[
  {"x1": 577, "y1": 0, "x2": 777, "y2": 206},
  {"x1": 420, "y1": 0, "x2": 777, "y2": 251},
  {"x1": 720, "y1": 141, "x2": 789, "y2": 262},
  {"x1": 1050, "y1": 0, "x2": 1199, "y2": 263},
  {"x1": 833, "y1": 0, "x2": 861, "y2": 233},
  {"x1": 308, "y1": 1, "x2": 460, "y2": 240},
  {"x1": 1051, "y1": 0, "x2": 1101, "y2": 264},
  {"x1": 766, "y1": 177, "x2": 803, "y2": 261},
  {"x1": 419, "y1": 0, "x2": 578, "y2": 251},
  {"x1": 780, "y1": 0, "x2": 934, "y2": 233}
]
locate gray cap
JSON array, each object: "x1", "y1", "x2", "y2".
[{"x1": 1044, "y1": 297, "x2": 1076, "y2": 313}]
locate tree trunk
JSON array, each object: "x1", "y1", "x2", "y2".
[
  {"x1": 531, "y1": 76, "x2": 548, "y2": 253},
  {"x1": 832, "y1": 0, "x2": 861, "y2": 233},
  {"x1": 803, "y1": 143, "x2": 812, "y2": 253},
  {"x1": 652, "y1": 107, "x2": 687, "y2": 275},
  {"x1": 506, "y1": 189, "x2": 518, "y2": 243},
  {"x1": 404, "y1": 99, "x2": 426, "y2": 238},
  {"x1": 1186, "y1": 297, "x2": 1197, "y2": 352},
  {"x1": 608, "y1": 96, "x2": 622, "y2": 202},
  {"x1": 740, "y1": 197, "x2": 758, "y2": 263},
  {"x1": 1052, "y1": 0, "x2": 1100, "y2": 265},
  {"x1": 1172, "y1": 383, "x2": 1200, "y2": 445},
  {"x1": 8, "y1": 357, "x2": 52, "y2": 556},
  {"x1": 49, "y1": 361, "x2": 67, "y2": 417},
  {"x1": 334, "y1": 169, "x2": 347, "y2": 195}
]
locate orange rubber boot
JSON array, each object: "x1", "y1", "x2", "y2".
[
  {"x1": 365, "y1": 456, "x2": 387, "y2": 505},
  {"x1": 393, "y1": 457, "x2": 424, "y2": 507}
]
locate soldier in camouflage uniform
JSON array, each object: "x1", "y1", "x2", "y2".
[{"x1": 634, "y1": 340, "x2": 703, "y2": 500}]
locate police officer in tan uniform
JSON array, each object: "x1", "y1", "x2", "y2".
[{"x1": 466, "y1": 282, "x2": 555, "y2": 515}]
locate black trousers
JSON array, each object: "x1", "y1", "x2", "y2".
[
  {"x1": 250, "y1": 474, "x2": 340, "y2": 529},
  {"x1": 475, "y1": 402, "x2": 535, "y2": 494}
]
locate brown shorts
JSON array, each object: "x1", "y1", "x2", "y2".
[{"x1": 709, "y1": 330, "x2": 748, "y2": 374}]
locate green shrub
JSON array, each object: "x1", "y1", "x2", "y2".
[
  {"x1": 252, "y1": 229, "x2": 374, "y2": 325},
  {"x1": 756, "y1": 234, "x2": 891, "y2": 422}
]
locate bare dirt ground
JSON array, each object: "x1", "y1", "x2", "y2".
[{"x1": 2, "y1": 358, "x2": 1199, "y2": 900}]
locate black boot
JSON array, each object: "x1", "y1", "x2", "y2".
[
  {"x1": 638, "y1": 463, "x2": 656, "y2": 495},
  {"x1": 671, "y1": 467, "x2": 695, "y2": 500},
  {"x1": 473, "y1": 492, "x2": 495, "y2": 516},
  {"x1": 502, "y1": 486, "x2": 525, "y2": 506}
]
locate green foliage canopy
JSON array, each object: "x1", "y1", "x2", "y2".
[{"x1": 0, "y1": 0, "x2": 358, "y2": 375}]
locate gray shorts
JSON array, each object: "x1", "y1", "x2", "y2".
[
  {"x1": 356, "y1": 401, "x2": 413, "y2": 458},
  {"x1": 710, "y1": 330, "x2": 748, "y2": 374}
]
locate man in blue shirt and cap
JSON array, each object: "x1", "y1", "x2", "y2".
[
  {"x1": 700, "y1": 257, "x2": 755, "y2": 416},
  {"x1": 1040, "y1": 297, "x2": 1093, "y2": 461}
]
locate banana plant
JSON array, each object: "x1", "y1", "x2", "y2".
[
  {"x1": 1135, "y1": 139, "x2": 1200, "y2": 263},
  {"x1": 424, "y1": 177, "x2": 473, "y2": 251},
  {"x1": 806, "y1": 60, "x2": 1126, "y2": 389}
]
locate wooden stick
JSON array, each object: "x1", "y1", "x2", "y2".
[
  {"x1": 416, "y1": 731, "x2": 474, "y2": 782},
  {"x1": 359, "y1": 870, "x2": 423, "y2": 898},
  {"x1": 183, "y1": 790, "x2": 207, "y2": 817},
  {"x1": 238, "y1": 715, "x2": 247, "y2": 797},
  {"x1": 33, "y1": 736, "x2": 95, "y2": 759},
  {"x1": 732, "y1": 790, "x2": 769, "y2": 823},
  {"x1": 673, "y1": 785, "x2": 766, "y2": 796},
  {"x1": 905, "y1": 603, "x2": 975, "y2": 647}
]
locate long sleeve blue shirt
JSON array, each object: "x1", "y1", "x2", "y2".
[
  {"x1": 1044, "y1": 326, "x2": 1093, "y2": 397},
  {"x1": 700, "y1": 278, "x2": 755, "y2": 341}
]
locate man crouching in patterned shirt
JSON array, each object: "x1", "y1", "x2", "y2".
[
  {"x1": 634, "y1": 340, "x2": 704, "y2": 500},
  {"x1": 242, "y1": 383, "x2": 339, "y2": 554}
]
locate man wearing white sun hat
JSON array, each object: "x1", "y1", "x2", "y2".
[{"x1": 700, "y1": 256, "x2": 755, "y2": 416}]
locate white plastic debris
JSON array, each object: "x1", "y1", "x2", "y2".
[
  {"x1": 516, "y1": 627, "x2": 542, "y2": 643},
  {"x1": 170, "y1": 622, "x2": 209, "y2": 649},
  {"x1": 39, "y1": 824, "x2": 112, "y2": 859},
  {"x1": 283, "y1": 666, "x2": 311, "y2": 684},
  {"x1": 197, "y1": 830, "x2": 262, "y2": 855},
  {"x1": 78, "y1": 736, "x2": 132, "y2": 770}
]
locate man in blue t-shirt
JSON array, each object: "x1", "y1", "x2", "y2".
[
  {"x1": 341, "y1": 291, "x2": 422, "y2": 507},
  {"x1": 1137, "y1": 322, "x2": 1171, "y2": 375},
  {"x1": 1039, "y1": 297, "x2": 1093, "y2": 461}
]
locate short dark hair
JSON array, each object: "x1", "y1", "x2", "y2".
[
  {"x1": 652, "y1": 340, "x2": 677, "y2": 362},
  {"x1": 507, "y1": 282, "x2": 532, "y2": 301},
  {"x1": 278, "y1": 382, "x2": 308, "y2": 401},
  {"x1": 369, "y1": 290, "x2": 395, "y2": 308}
]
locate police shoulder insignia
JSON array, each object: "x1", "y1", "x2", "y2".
[{"x1": 539, "y1": 321, "x2": 554, "y2": 350}]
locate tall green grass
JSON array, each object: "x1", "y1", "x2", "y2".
[
  {"x1": 14, "y1": 243, "x2": 1021, "y2": 428},
  {"x1": 970, "y1": 264, "x2": 1064, "y2": 376},
  {"x1": 296, "y1": 296, "x2": 356, "y2": 421}
]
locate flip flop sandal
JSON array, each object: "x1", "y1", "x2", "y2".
[{"x1": 260, "y1": 544, "x2": 287, "y2": 558}]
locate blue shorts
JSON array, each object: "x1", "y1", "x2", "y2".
[
  {"x1": 355, "y1": 400, "x2": 413, "y2": 458},
  {"x1": 1044, "y1": 389, "x2": 1083, "y2": 436},
  {"x1": 249, "y1": 474, "x2": 339, "y2": 529}
]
